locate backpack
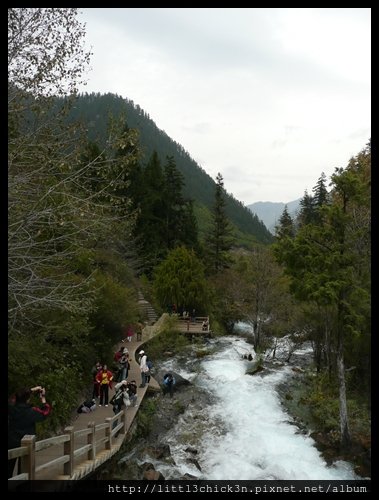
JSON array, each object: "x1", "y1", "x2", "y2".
[
  {"x1": 147, "y1": 360, "x2": 153, "y2": 370},
  {"x1": 109, "y1": 389, "x2": 124, "y2": 407}
]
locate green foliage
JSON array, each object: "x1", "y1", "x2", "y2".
[
  {"x1": 144, "y1": 325, "x2": 192, "y2": 361},
  {"x1": 153, "y1": 246, "x2": 209, "y2": 313},
  {"x1": 207, "y1": 266, "x2": 246, "y2": 332},
  {"x1": 301, "y1": 370, "x2": 371, "y2": 436},
  {"x1": 297, "y1": 190, "x2": 316, "y2": 227},
  {"x1": 133, "y1": 151, "x2": 200, "y2": 276},
  {"x1": 275, "y1": 205, "x2": 295, "y2": 239},
  {"x1": 206, "y1": 173, "x2": 234, "y2": 273},
  {"x1": 37, "y1": 365, "x2": 85, "y2": 436},
  {"x1": 8, "y1": 319, "x2": 90, "y2": 436},
  {"x1": 135, "y1": 399, "x2": 157, "y2": 438},
  {"x1": 8, "y1": 9, "x2": 146, "y2": 436},
  {"x1": 273, "y1": 143, "x2": 370, "y2": 445},
  {"x1": 89, "y1": 272, "x2": 139, "y2": 361},
  {"x1": 173, "y1": 401, "x2": 186, "y2": 414},
  {"x1": 195, "y1": 349, "x2": 211, "y2": 358},
  {"x1": 67, "y1": 92, "x2": 273, "y2": 245},
  {"x1": 231, "y1": 247, "x2": 293, "y2": 350},
  {"x1": 301, "y1": 371, "x2": 340, "y2": 431}
]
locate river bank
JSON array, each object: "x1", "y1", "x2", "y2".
[
  {"x1": 110, "y1": 335, "x2": 369, "y2": 480},
  {"x1": 274, "y1": 356, "x2": 371, "y2": 479}
]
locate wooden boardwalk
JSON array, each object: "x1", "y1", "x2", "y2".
[
  {"x1": 176, "y1": 316, "x2": 211, "y2": 336},
  {"x1": 8, "y1": 313, "x2": 165, "y2": 482}
]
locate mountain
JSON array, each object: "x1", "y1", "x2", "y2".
[
  {"x1": 247, "y1": 199, "x2": 301, "y2": 234},
  {"x1": 66, "y1": 92, "x2": 273, "y2": 246}
]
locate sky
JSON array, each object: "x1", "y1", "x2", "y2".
[{"x1": 78, "y1": 8, "x2": 371, "y2": 205}]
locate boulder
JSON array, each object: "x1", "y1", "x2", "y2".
[
  {"x1": 143, "y1": 469, "x2": 165, "y2": 480},
  {"x1": 187, "y1": 457, "x2": 202, "y2": 471},
  {"x1": 143, "y1": 444, "x2": 171, "y2": 460},
  {"x1": 185, "y1": 446, "x2": 198, "y2": 454},
  {"x1": 245, "y1": 360, "x2": 264, "y2": 376}
]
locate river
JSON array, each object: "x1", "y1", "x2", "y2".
[{"x1": 142, "y1": 334, "x2": 361, "y2": 480}]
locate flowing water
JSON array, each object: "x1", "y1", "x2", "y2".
[{"x1": 145, "y1": 335, "x2": 360, "y2": 480}]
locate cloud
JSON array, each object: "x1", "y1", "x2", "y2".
[{"x1": 78, "y1": 8, "x2": 371, "y2": 204}]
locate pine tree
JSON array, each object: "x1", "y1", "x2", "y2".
[
  {"x1": 312, "y1": 172, "x2": 329, "y2": 224},
  {"x1": 135, "y1": 151, "x2": 166, "y2": 275},
  {"x1": 297, "y1": 190, "x2": 315, "y2": 227},
  {"x1": 207, "y1": 173, "x2": 234, "y2": 273},
  {"x1": 275, "y1": 205, "x2": 295, "y2": 239},
  {"x1": 163, "y1": 155, "x2": 186, "y2": 249},
  {"x1": 274, "y1": 143, "x2": 371, "y2": 449},
  {"x1": 313, "y1": 172, "x2": 329, "y2": 208},
  {"x1": 163, "y1": 156, "x2": 199, "y2": 251}
]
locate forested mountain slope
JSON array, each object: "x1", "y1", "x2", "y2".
[{"x1": 68, "y1": 92, "x2": 273, "y2": 245}]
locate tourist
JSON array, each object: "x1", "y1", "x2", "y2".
[
  {"x1": 8, "y1": 386, "x2": 51, "y2": 478},
  {"x1": 162, "y1": 373, "x2": 176, "y2": 398},
  {"x1": 96, "y1": 364, "x2": 113, "y2": 407}
]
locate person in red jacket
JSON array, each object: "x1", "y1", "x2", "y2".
[
  {"x1": 95, "y1": 364, "x2": 113, "y2": 407},
  {"x1": 8, "y1": 386, "x2": 51, "y2": 478}
]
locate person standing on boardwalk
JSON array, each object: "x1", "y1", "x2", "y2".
[
  {"x1": 117, "y1": 348, "x2": 130, "y2": 382},
  {"x1": 111, "y1": 380, "x2": 130, "y2": 431},
  {"x1": 111, "y1": 380, "x2": 131, "y2": 414},
  {"x1": 138, "y1": 350, "x2": 148, "y2": 388},
  {"x1": 114, "y1": 346, "x2": 123, "y2": 362},
  {"x1": 126, "y1": 325, "x2": 134, "y2": 342},
  {"x1": 136, "y1": 321, "x2": 144, "y2": 341},
  {"x1": 91, "y1": 362, "x2": 102, "y2": 399},
  {"x1": 191, "y1": 308, "x2": 196, "y2": 323},
  {"x1": 8, "y1": 386, "x2": 51, "y2": 478},
  {"x1": 126, "y1": 380, "x2": 138, "y2": 407},
  {"x1": 96, "y1": 364, "x2": 113, "y2": 407}
]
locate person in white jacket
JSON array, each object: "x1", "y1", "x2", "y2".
[
  {"x1": 138, "y1": 350, "x2": 148, "y2": 388},
  {"x1": 113, "y1": 380, "x2": 131, "y2": 411},
  {"x1": 111, "y1": 380, "x2": 131, "y2": 431}
]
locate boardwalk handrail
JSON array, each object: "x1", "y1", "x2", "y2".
[
  {"x1": 176, "y1": 315, "x2": 211, "y2": 335},
  {"x1": 8, "y1": 407, "x2": 128, "y2": 480},
  {"x1": 8, "y1": 311, "x2": 166, "y2": 482}
]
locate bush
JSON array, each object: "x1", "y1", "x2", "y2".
[{"x1": 144, "y1": 326, "x2": 192, "y2": 361}]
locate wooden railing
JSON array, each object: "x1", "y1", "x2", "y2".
[
  {"x1": 177, "y1": 316, "x2": 211, "y2": 335},
  {"x1": 8, "y1": 408, "x2": 128, "y2": 481}
]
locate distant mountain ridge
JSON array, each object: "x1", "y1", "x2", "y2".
[{"x1": 247, "y1": 199, "x2": 301, "y2": 234}]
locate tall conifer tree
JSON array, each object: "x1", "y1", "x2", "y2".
[
  {"x1": 207, "y1": 173, "x2": 234, "y2": 273},
  {"x1": 275, "y1": 205, "x2": 295, "y2": 239}
]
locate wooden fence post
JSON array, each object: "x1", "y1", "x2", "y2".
[
  {"x1": 122, "y1": 407, "x2": 128, "y2": 435},
  {"x1": 105, "y1": 418, "x2": 112, "y2": 450},
  {"x1": 64, "y1": 426, "x2": 74, "y2": 477},
  {"x1": 20, "y1": 435, "x2": 36, "y2": 480},
  {"x1": 87, "y1": 421, "x2": 96, "y2": 461}
]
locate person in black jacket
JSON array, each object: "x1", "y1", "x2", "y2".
[{"x1": 8, "y1": 386, "x2": 51, "y2": 478}]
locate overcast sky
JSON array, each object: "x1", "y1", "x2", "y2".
[{"x1": 78, "y1": 8, "x2": 370, "y2": 205}]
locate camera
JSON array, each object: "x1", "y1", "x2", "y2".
[{"x1": 31, "y1": 386, "x2": 45, "y2": 397}]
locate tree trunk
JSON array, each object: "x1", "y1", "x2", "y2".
[
  {"x1": 253, "y1": 319, "x2": 258, "y2": 351},
  {"x1": 337, "y1": 349, "x2": 351, "y2": 450},
  {"x1": 324, "y1": 312, "x2": 333, "y2": 381},
  {"x1": 272, "y1": 337, "x2": 278, "y2": 359}
]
